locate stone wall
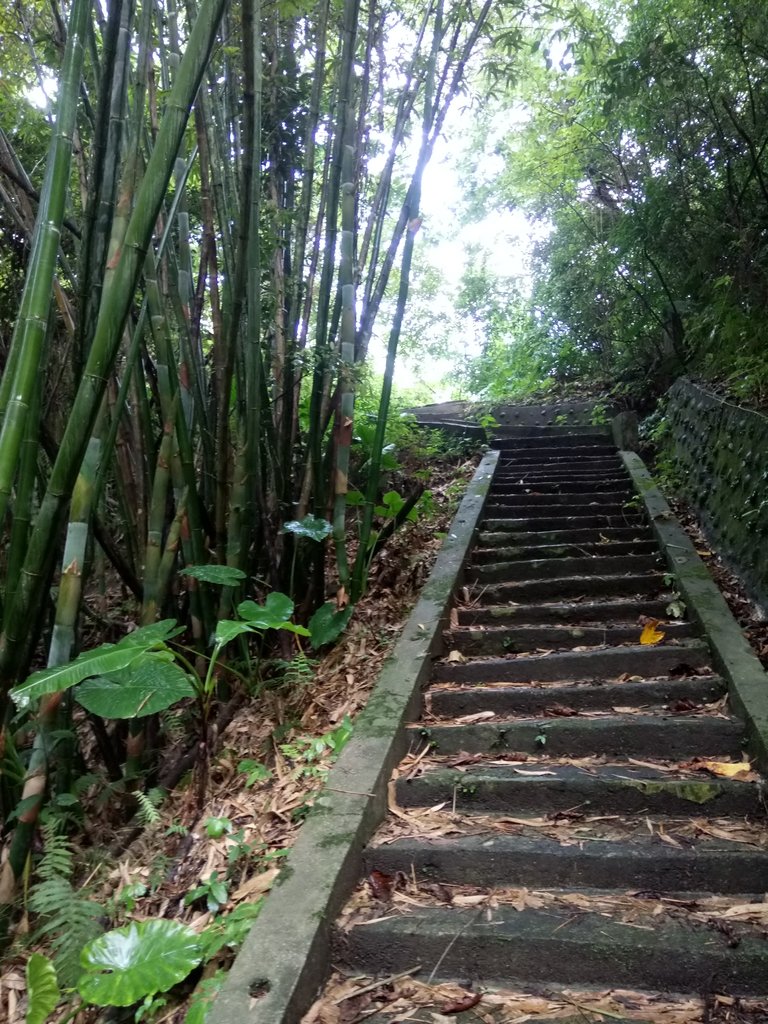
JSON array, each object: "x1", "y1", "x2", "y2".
[{"x1": 665, "y1": 379, "x2": 768, "y2": 612}]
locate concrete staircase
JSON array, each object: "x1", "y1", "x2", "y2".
[{"x1": 332, "y1": 426, "x2": 768, "y2": 1011}]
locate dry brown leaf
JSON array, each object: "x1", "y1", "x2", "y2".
[
  {"x1": 445, "y1": 649, "x2": 467, "y2": 664},
  {"x1": 453, "y1": 710, "x2": 495, "y2": 724},
  {"x1": 232, "y1": 866, "x2": 280, "y2": 902}
]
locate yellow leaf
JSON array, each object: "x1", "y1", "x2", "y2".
[
  {"x1": 701, "y1": 760, "x2": 752, "y2": 778},
  {"x1": 639, "y1": 620, "x2": 665, "y2": 645}
]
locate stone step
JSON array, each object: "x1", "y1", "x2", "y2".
[
  {"x1": 491, "y1": 479, "x2": 631, "y2": 494},
  {"x1": 487, "y1": 490, "x2": 634, "y2": 505},
  {"x1": 481, "y1": 515, "x2": 647, "y2": 532},
  {"x1": 477, "y1": 526, "x2": 653, "y2": 547},
  {"x1": 428, "y1": 675, "x2": 725, "y2": 717},
  {"x1": 472, "y1": 572, "x2": 666, "y2": 603},
  {"x1": 470, "y1": 554, "x2": 661, "y2": 584},
  {"x1": 492, "y1": 425, "x2": 611, "y2": 439},
  {"x1": 432, "y1": 643, "x2": 710, "y2": 685},
  {"x1": 497, "y1": 456, "x2": 621, "y2": 469},
  {"x1": 484, "y1": 502, "x2": 638, "y2": 518},
  {"x1": 443, "y1": 620, "x2": 696, "y2": 655},
  {"x1": 472, "y1": 539, "x2": 659, "y2": 563},
  {"x1": 363, "y1": 832, "x2": 768, "y2": 893},
  {"x1": 395, "y1": 763, "x2": 763, "y2": 817},
  {"x1": 337, "y1": 904, "x2": 768, "y2": 994},
  {"x1": 456, "y1": 597, "x2": 674, "y2": 627},
  {"x1": 495, "y1": 465, "x2": 625, "y2": 478},
  {"x1": 493, "y1": 442, "x2": 618, "y2": 457},
  {"x1": 412, "y1": 714, "x2": 743, "y2": 760}
]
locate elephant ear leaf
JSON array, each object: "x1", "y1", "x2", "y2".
[
  {"x1": 78, "y1": 920, "x2": 204, "y2": 1007},
  {"x1": 26, "y1": 953, "x2": 60, "y2": 1024},
  {"x1": 75, "y1": 657, "x2": 196, "y2": 719},
  {"x1": 308, "y1": 602, "x2": 354, "y2": 649}
]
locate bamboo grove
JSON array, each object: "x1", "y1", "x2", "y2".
[{"x1": 0, "y1": 0, "x2": 512, "y2": 923}]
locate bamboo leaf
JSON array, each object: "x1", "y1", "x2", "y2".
[
  {"x1": 26, "y1": 953, "x2": 60, "y2": 1024},
  {"x1": 78, "y1": 920, "x2": 203, "y2": 1007},
  {"x1": 75, "y1": 658, "x2": 196, "y2": 718},
  {"x1": 11, "y1": 645, "x2": 147, "y2": 711}
]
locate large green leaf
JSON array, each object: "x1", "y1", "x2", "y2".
[
  {"x1": 237, "y1": 592, "x2": 294, "y2": 629},
  {"x1": 281, "y1": 515, "x2": 333, "y2": 542},
  {"x1": 309, "y1": 602, "x2": 354, "y2": 649},
  {"x1": 116, "y1": 620, "x2": 184, "y2": 648},
  {"x1": 26, "y1": 953, "x2": 60, "y2": 1024},
  {"x1": 78, "y1": 920, "x2": 204, "y2": 1007},
  {"x1": 213, "y1": 620, "x2": 254, "y2": 646},
  {"x1": 75, "y1": 657, "x2": 196, "y2": 718},
  {"x1": 181, "y1": 565, "x2": 247, "y2": 586},
  {"x1": 11, "y1": 645, "x2": 146, "y2": 711}
]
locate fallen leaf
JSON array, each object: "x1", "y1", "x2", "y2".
[
  {"x1": 368, "y1": 869, "x2": 394, "y2": 900},
  {"x1": 445, "y1": 650, "x2": 467, "y2": 664},
  {"x1": 232, "y1": 867, "x2": 280, "y2": 902},
  {"x1": 640, "y1": 620, "x2": 665, "y2": 645},
  {"x1": 543, "y1": 704, "x2": 580, "y2": 717},
  {"x1": 452, "y1": 893, "x2": 488, "y2": 907},
  {"x1": 454, "y1": 710, "x2": 495, "y2": 724},
  {"x1": 440, "y1": 992, "x2": 482, "y2": 1013},
  {"x1": 700, "y1": 759, "x2": 753, "y2": 778}
]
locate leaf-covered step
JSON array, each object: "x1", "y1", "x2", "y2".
[
  {"x1": 493, "y1": 442, "x2": 618, "y2": 457},
  {"x1": 410, "y1": 714, "x2": 743, "y2": 760},
  {"x1": 487, "y1": 491, "x2": 634, "y2": 507},
  {"x1": 428, "y1": 675, "x2": 725, "y2": 717},
  {"x1": 363, "y1": 831, "x2": 768, "y2": 893},
  {"x1": 469, "y1": 554, "x2": 661, "y2": 584},
  {"x1": 337, "y1": 904, "x2": 768, "y2": 994},
  {"x1": 492, "y1": 425, "x2": 611, "y2": 440},
  {"x1": 477, "y1": 527, "x2": 654, "y2": 547},
  {"x1": 481, "y1": 515, "x2": 648, "y2": 533},
  {"x1": 495, "y1": 464, "x2": 625, "y2": 479},
  {"x1": 395, "y1": 764, "x2": 763, "y2": 817},
  {"x1": 487, "y1": 503, "x2": 638, "y2": 520},
  {"x1": 497, "y1": 455, "x2": 622, "y2": 469},
  {"x1": 443, "y1": 621, "x2": 695, "y2": 655},
  {"x1": 491, "y1": 478, "x2": 629, "y2": 493},
  {"x1": 455, "y1": 597, "x2": 674, "y2": 627},
  {"x1": 472, "y1": 539, "x2": 659, "y2": 563},
  {"x1": 471, "y1": 572, "x2": 666, "y2": 603},
  {"x1": 432, "y1": 643, "x2": 710, "y2": 685}
]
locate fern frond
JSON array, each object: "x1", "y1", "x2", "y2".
[
  {"x1": 29, "y1": 876, "x2": 103, "y2": 986},
  {"x1": 37, "y1": 818, "x2": 74, "y2": 880},
  {"x1": 30, "y1": 816, "x2": 104, "y2": 987},
  {"x1": 135, "y1": 789, "x2": 163, "y2": 828}
]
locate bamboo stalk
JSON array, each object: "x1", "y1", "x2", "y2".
[
  {"x1": 0, "y1": 0, "x2": 90, "y2": 527},
  {"x1": 0, "y1": 0, "x2": 229, "y2": 690}
]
